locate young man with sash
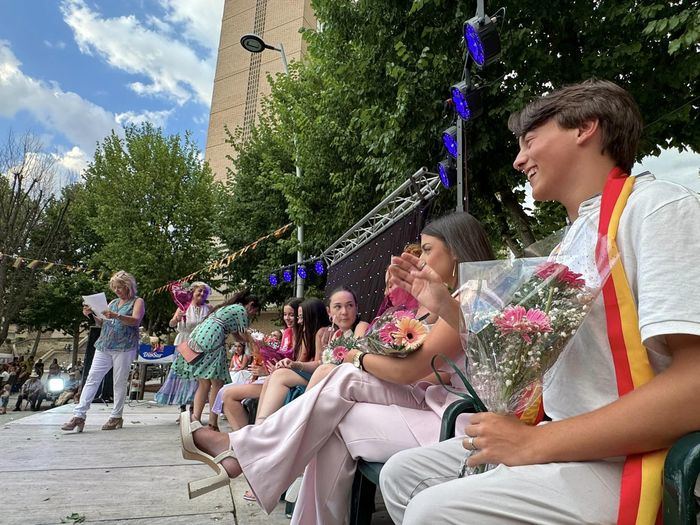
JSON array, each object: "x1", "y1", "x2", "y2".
[{"x1": 381, "y1": 79, "x2": 700, "y2": 524}]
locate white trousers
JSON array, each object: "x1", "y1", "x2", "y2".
[
  {"x1": 73, "y1": 349, "x2": 135, "y2": 419},
  {"x1": 380, "y1": 436, "x2": 623, "y2": 525}
]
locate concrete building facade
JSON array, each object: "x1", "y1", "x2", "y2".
[{"x1": 205, "y1": 0, "x2": 316, "y2": 181}]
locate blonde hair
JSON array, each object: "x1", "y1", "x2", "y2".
[
  {"x1": 109, "y1": 271, "x2": 137, "y2": 298},
  {"x1": 190, "y1": 281, "x2": 211, "y2": 300}
]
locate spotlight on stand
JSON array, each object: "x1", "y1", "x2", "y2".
[
  {"x1": 451, "y1": 81, "x2": 483, "y2": 121},
  {"x1": 464, "y1": 15, "x2": 501, "y2": 68},
  {"x1": 314, "y1": 260, "x2": 326, "y2": 276},
  {"x1": 442, "y1": 126, "x2": 458, "y2": 158},
  {"x1": 438, "y1": 158, "x2": 458, "y2": 189},
  {"x1": 269, "y1": 273, "x2": 279, "y2": 287},
  {"x1": 297, "y1": 265, "x2": 307, "y2": 280},
  {"x1": 282, "y1": 268, "x2": 293, "y2": 283}
]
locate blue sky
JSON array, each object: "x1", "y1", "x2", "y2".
[
  {"x1": 0, "y1": 0, "x2": 697, "y2": 194},
  {"x1": 0, "y1": 0, "x2": 224, "y2": 182}
]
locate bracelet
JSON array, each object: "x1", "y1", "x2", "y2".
[{"x1": 358, "y1": 352, "x2": 368, "y2": 371}]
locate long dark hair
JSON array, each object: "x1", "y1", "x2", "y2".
[
  {"x1": 294, "y1": 298, "x2": 331, "y2": 362},
  {"x1": 209, "y1": 289, "x2": 261, "y2": 316},
  {"x1": 421, "y1": 212, "x2": 495, "y2": 263},
  {"x1": 284, "y1": 297, "x2": 303, "y2": 351},
  {"x1": 326, "y1": 285, "x2": 363, "y2": 330}
]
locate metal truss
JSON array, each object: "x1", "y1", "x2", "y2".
[{"x1": 321, "y1": 167, "x2": 442, "y2": 268}]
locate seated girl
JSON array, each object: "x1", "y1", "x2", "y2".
[
  {"x1": 179, "y1": 212, "x2": 496, "y2": 524},
  {"x1": 254, "y1": 287, "x2": 370, "y2": 423}
]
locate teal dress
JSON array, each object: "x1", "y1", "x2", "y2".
[{"x1": 171, "y1": 304, "x2": 249, "y2": 382}]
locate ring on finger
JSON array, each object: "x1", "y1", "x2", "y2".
[
  {"x1": 468, "y1": 436, "x2": 477, "y2": 450},
  {"x1": 418, "y1": 261, "x2": 427, "y2": 270}
]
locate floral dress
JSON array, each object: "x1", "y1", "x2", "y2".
[{"x1": 171, "y1": 304, "x2": 249, "y2": 382}]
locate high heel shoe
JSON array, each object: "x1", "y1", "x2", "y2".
[
  {"x1": 101, "y1": 417, "x2": 123, "y2": 430},
  {"x1": 61, "y1": 417, "x2": 85, "y2": 432},
  {"x1": 179, "y1": 412, "x2": 237, "y2": 499}
]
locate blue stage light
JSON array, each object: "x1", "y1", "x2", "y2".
[
  {"x1": 297, "y1": 265, "x2": 307, "y2": 280},
  {"x1": 314, "y1": 260, "x2": 325, "y2": 276},
  {"x1": 464, "y1": 16, "x2": 501, "y2": 68},
  {"x1": 269, "y1": 273, "x2": 279, "y2": 286},
  {"x1": 442, "y1": 126, "x2": 458, "y2": 158},
  {"x1": 282, "y1": 268, "x2": 293, "y2": 283},
  {"x1": 438, "y1": 159, "x2": 457, "y2": 189},
  {"x1": 450, "y1": 81, "x2": 483, "y2": 121}
]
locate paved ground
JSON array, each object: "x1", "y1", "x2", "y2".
[
  {"x1": 0, "y1": 394, "x2": 392, "y2": 525},
  {"x1": 0, "y1": 396, "x2": 289, "y2": 525}
]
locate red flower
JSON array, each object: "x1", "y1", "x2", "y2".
[{"x1": 534, "y1": 262, "x2": 585, "y2": 288}]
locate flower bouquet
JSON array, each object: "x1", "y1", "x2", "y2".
[
  {"x1": 321, "y1": 335, "x2": 362, "y2": 365},
  {"x1": 361, "y1": 306, "x2": 428, "y2": 357},
  {"x1": 450, "y1": 239, "x2": 616, "y2": 476}
]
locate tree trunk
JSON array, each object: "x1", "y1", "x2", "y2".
[
  {"x1": 29, "y1": 329, "x2": 42, "y2": 358},
  {"x1": 498, "y1": 185, "x2": 536, "y2": 248}
]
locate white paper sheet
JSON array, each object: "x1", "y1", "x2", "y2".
[{"x1": 82, "y1": 292, "x2": 110, "y2": 320}]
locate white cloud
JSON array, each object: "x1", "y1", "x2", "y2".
[
  {"x1": 43, "y1": 40, "x2": 67, "y2": 49},
  {"x1": 159, "y1": 0, "x2": 224, "y2": 52},
  {"x1": 0, "y1": 40, "x2": 118, "y2": 155},
  {"x1": 53, "y1": 146, "x2": 90, "y2": 175},
  {"x1": 60, "y1": 0, "x2": 218, "y2": 105},
  {"x1": 115, "y1": 109, "x2": 174, "y2": 128}
]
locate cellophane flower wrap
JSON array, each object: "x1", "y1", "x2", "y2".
[
  {"x1": 360, "y1": 306, "x2": 428, "y2": 357},
  {"x1": 454, "y1": 230, "x2": 616, "y2": 475},
  {"x1": 248, "y1": 330, "x2": 282, "y2": 367},
  {"x1": 321, "y1": 335, "x2": 362, "y2": 365}
]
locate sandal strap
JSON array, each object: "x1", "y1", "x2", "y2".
[
  {"x1": 190, "y1": 420, "x2": 204, "y2": 432},
  {"x1": 212, "y1": 449, "x2": 236, "y2": 463}
]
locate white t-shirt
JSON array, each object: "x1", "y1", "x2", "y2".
[{"x1": 543, "y1": 173, "x2": 700, "y2": 421}]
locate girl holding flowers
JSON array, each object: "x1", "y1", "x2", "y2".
[
  {"x1": 179, "y1": 212, "x2": 495, "y2": 524},
  {"x1": 253, "y1": 287, "x2": 370, "y2": 423}
]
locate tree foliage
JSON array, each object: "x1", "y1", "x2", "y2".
[
  {"x1": 222, "y1": 0, "x2": 698, "y2": 282},
  {"x1": 80, "y1": 124, "x2": 219, "y2": 332}
]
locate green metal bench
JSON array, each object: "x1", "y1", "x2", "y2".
[
  {"x1": 350, "y1": 398, "x2": 476, "y2": 525},
  {"x1": 351, "y1": 401, "x2": 700, "y2": 525},
  {"x1": 663, "y1": 431, "x2": 700, "y2": 524}
]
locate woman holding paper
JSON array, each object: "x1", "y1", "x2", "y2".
[{"x1": 62, "y1": 271, "x2": 145, "y2": 432}]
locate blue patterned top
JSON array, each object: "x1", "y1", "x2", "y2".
[
  {"x1": 189, "y1": 304, "x2": 249, "y2": 354},
  {"x1": 95, "y1": 298, "x2": 141, "y2": 352}
]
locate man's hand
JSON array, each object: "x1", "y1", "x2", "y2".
[{"x1": 464, "y1": 412, "x2": 542, "y2": 468}]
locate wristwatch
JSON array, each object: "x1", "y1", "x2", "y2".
[{"x1": 352, "y1": 351, "x2": 367, "y2": 371}]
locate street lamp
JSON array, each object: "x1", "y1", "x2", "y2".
[{"x1": 240, "y1": 33, "x2": 304, "y2": 298}]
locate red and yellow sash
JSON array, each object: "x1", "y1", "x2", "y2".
[{"x1": 596, "y1": 167, "x2": 667, "y2": 525}]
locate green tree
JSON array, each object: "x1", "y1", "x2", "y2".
[
  {"x1": 225, "y1": 0, "x2": 698, "y2": 263},
  {"x1": 80, "y1": 124, "x2": 219, "y2": 332}
]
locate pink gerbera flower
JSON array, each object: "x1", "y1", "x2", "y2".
[
  {"x1": 392, "y1": 310, "x2": 416, "y2": 321},
  {"x1": 332, "y1": 346, "x2": 349, "y2": 362},
  {"x1": 493, "y1": 305, "x2": 552, "y2": 342},
  {"x1": 392, "y1": 317, "x2": 428, "y2": 351},
  {"x1": 535, "y1": 262, "x2": 585, "y2": 288},
  {"x1": 378, "y1": 322, "x2": 398, "y2": 344}
]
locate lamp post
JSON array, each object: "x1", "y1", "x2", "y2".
[{"x1": 240, "y1": 34, "x2": 304, "y2": 298}]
